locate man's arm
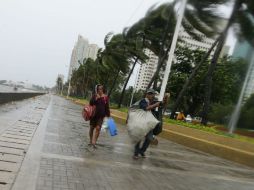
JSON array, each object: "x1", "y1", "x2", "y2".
[{"x1": 145, "y1": 101, "x2": 161, "y2": 111}]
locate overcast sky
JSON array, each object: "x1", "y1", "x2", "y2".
[{"x1": 0, "y1": 0, "x2": 232, "y2": 87}]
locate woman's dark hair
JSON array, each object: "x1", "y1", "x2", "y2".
[{"x1": 95, "y1": 84, "x2": 103, "y2": 94}]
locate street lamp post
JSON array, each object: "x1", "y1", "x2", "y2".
[{"x1": 158, "y1": 0, "x2": 188, "y2": 101}]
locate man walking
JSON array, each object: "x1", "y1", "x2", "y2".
[{"x1": 133, "y1": 89, "x2": 162, "y2": 159}]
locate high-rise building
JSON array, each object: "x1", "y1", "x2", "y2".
[
  {"x1": 88, "y1": 44, "x2": 99, "y2": 60},
  {"x1": 232, "y1": 40, "x2": 254, "y2": 99},
  {"x1": 178, "y1": 18, "x2": 229, "y2": 58},
  {"x1": 135, "y1": 22, "x2": 228, "y2": 91},
  {"x1": 68, "y1": 35, "x2": 99, "y2": 80},
  {"x1": 178, "y1": 28, "x2": 216, "y2": 55},
  {"x1": 136, "y1": 49, "x2": 158, "y2": 91}
]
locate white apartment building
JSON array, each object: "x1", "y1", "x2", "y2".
[
  {"x1": 180, "y1": 29, "x2": 214, "y2": 50},
  {"x1": 136, "y1": 49, "x2": 158, "y2": 91},
  {"x1": 68, "y1": 35, "x2": 99, "y2": 80},
  {"x1": 178, "y1": 18, "x2": 229, "y2": 57},
  {"x1": 178, "y1": 27, "x2": 217, "y2": 56},
  {"x1": 88, "y1": 44, "x2": 99, "y2": 60},
  {"x1": 135, "y1": 27, "x2": 220, "y2": 91}
]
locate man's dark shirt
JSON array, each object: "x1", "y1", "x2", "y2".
[{"x1": 139, "y1": 98, "x2": 162, "y2": 120}]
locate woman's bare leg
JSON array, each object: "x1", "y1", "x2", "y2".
[
  {"x1": 89, "y1": 126, "x2": 94, "y2": 144},
  {"x1": 92, "y1": 125, "x2": 101, "y2": 145}
]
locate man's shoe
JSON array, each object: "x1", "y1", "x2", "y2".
[
  {"x1": 140, "y1": 152, "x2": 146, "y2": 158},
  {"x1": 150, "y1": 138, "x2": 158, "y2": 145},
  {"x1": 132, "y1": 155, "x2": 139, "y2": 160}
]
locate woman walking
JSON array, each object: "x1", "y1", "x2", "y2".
[{"x1": 89, "y1": 84, "x2": 110, "y2": 150}]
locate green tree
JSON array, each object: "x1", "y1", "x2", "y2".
[
  {"x1": 211, "y1": 57, "x2": 247, "y2": 104},
  {"x1": 208, "y1": 103, "x2": 234, "y2": 125},
  {"x1": 117, "y1": 30, "x2": 148, "y2": 108},
  {"x1": 127, "y1": 3, "x2": 177, "y2": 90},
  {"x1": 170, "y1": 37, "x2": 220, "y2": 118},
  {"x1": 111, "y1": 87, "x2": 144, "y2": 107},
  {"x1": 202, "y1": 0, "x2": 254, "y2": 125},
  {"x1": 167, "y1": 46, "x2": 209, "y2": 115},
  {"x1": 238, "y1": 94, "x2": 254, "y2": 129},
  {"x1": 167, "y1": 46, "x2": 248, "y2": 119},
  {"x1": 56, "y1": 76, "x2": 63, "y2": 94},
  {"x1": 98, "y1": 33, "x2": 130, "y2": 97},
  {"x1": 145, "y1": 0, "x2": 226, "y2": 90},
  {"x1": 70, "y1": 58, "x2": 97, "y2": 97}
]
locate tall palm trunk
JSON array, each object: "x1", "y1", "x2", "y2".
[
  {"x1": 146, "y1": 2, "x2": 175, "y2": 90},
  {"x1": 170, "y1": 36, "x2": 220, "y2": 119},
  {"x1": 108, "y1": 69, "x2": 121, "y2": 97},
  {"x1": 117, "y1": 57, "x2": 139, "y2": 108},
  {"x1": 201, "y1": 0, "x2": 240, "y2": 125},
  {"x1": 153, "y1": 77, "x2": 158, "y2": 89},
  {"x1": 104, "y1": 72, "x2": 110, "y2": 88},
  {"x1": 201, "y1": 37, "x2": 227, "y2": 124},
  {"x1": 146, "y1": 46, "x2": 171, "y2": 90},
  {"x1": 117, "y1": 33, "x2": 146, "y2": 107}
]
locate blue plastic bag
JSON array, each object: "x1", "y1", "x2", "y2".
[{"x1": 107, "y1": 118, "x2": 117, "y2": 136}]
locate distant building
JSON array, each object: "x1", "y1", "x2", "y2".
[
  {"x1": 178, "y1": 28, "x2": 216, "y2": 56},
  {"x1": 136, "y1": 49, "x2": 158, "y2": 91},
  {"x1": 232, "y1": 40, "x2": 254, "y2": 99},
  {"x1": 68, "y1": 35, "x2": 99, "y2": 80},
  {"x1": 178, "y1": 19, "x2": 229, "y2": 58},
  {"x1": 88, "y1": 44, "x2": 99, "y2": 60},
  {"x1": 220, "y1": 45, "x2": 230, "y2": 57}
]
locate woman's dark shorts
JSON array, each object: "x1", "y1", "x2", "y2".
[{"x1": 90, "y1": 117, "x2": 104, "y2": 128}]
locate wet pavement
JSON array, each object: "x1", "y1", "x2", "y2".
[
  {"x1": 1, "y1": 95, "x2": 254, "y2": 190},
  {"x1": 0, "y1": 95, "x2": 49, "y2": 190}
]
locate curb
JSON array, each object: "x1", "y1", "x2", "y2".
[{"x1": 160, "y1": 128, "x2": 254, "y2": 168}]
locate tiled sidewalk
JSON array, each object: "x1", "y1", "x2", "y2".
[
  {"x1": 16, "y1": 96, "x2": 254, "y2": 190},
  {"x1": 0, "y1": 95, "x2": 50, "y2": 190}
]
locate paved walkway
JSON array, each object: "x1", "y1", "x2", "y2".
[
  {"x1": 0, "y1": 95, "x2": 50, "y2": 190},
  {"x1": 1, "y1": 95, "x2": 254, "y2": 190}
]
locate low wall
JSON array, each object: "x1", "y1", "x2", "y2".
[{"x1": 0, "y1": 92, "x2": 45, "y2": 104}]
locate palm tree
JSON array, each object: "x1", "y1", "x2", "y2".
[
  {"x1": 201, "y1": 0, "x2": 254, "y2": 125},
  {"x1": 56, "y1": 76, "x2": 63, "y2": 94},
  {"x1": 117, "y1": 30, "x2": 148, "y2": 108},
  {"x1": 170, "y1": 36, "x2": 221, "y2": 118},
  {"x1": 145, "y1": 0, "x2": 227, "y2": 90},
  {"x1": 146, "y1": 2, "x2": 176, "y2": 90},
  {"x1": 99, "y1": 33, "x2": 130, "y2": 97},
  {"x1": 128, "y1": 2, "x2": 176, "y2": 73},
  {"x1": 116, "y1": 2, "x2": 177, "y2": 107}
]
